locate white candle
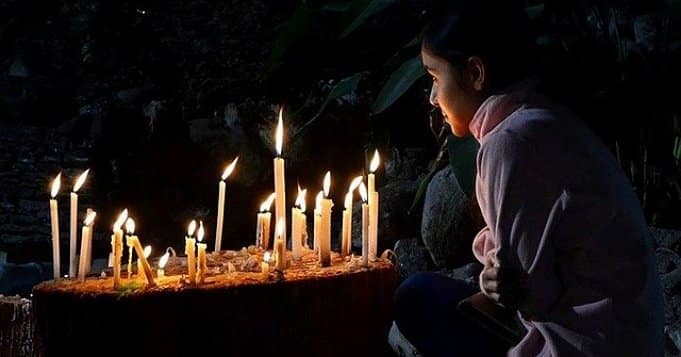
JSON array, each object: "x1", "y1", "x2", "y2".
[
  {"x1": 111, "y1": 209, "x2": 128, "y2": 289},
  {"x1": 255, "y1": 193, "x2": 276, "y2": 250},
  {"x1": 78, "y1": 210, "x2": 96, "y2": 281},
  {"x1": 262, "y1": 251, "x2": 271, "y2": 277},
  {"x1": 273, "y1": 108, "x2": 287, "y2": 252},
  {"x1": 359, "y1": 182, "x2": 369, "y2": 267},
  {"x1": 342, "y1": 176, "x2": 363, "y2": 257},
  {"x1": 69, "y1": 169, "x2": 89, "y2": 278},
  {"x1": 274, "y1": 218, "x2": 286, "y2": 271},
  {"x1": 125, "y1": 218, "x2": 155, "y2": 286},
  {"x1": 185, "y1": 220, "x2": 197, "y2": 284},
  {"x1": 215, "y1": 157, "x2": 238, "y2": 253},
  {"x1": 157, "y1": 251, "x2": 170, "y2": 277},
  {"x1": 313, "y1": 191, "x2": 323, "y2": 254},
  {"x1": 196, "y1": 221, "x2": 207, "y2": 284},
  {"x1": 84, "y1": 208, "x2": 94, "y2": 275},
  {"x1": 291, "y1": 188, "x2": 306, "y2": 261},
  {"x1": 319, "y1": 172, "x2": 333, "y2": 267},
  {"x1": 368, "y1": 150, "x2": 380, "y2": 260},
  {"x1": 126, "y1": 229, "x2": 134, "y2": 279},
  {"x1": 49, "y1": 173, "x2": 61, "y2": 279}
]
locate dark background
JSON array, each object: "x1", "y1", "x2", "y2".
[{"x1": 1, "y1": 0, "x2": 680, "y2": 266}]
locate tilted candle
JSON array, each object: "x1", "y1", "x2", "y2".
[
  {"x1": 69, "y1": 169, "x2": 89, "y2": 278},
  {"x1": 125, "y1": 218, "x2": 155, "y2": 286},
  {"x1": 49, "y1": 173, "x2": 61, "y2": 279},
  {"x1": 157, "y1": 251, "x2": 170, "y2": 277},
  {"x1": 138, "y1": 245, "x2": 151, "y2": 279},
  {"x1": 215, "y1": 156, "x2": 238, "y2": 253}
]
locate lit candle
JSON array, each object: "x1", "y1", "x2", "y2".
[
  {"x1": 185, "y1": 220, "x2": 197, "y2": 284},
  {"x1": 157, "y1": 251, "x2": 170, "y2": 277},
  {"x1": 111, "y1": 209, "x2": 128, "y2": 289},
  {"x1": 196, "y1": 221, "x2": 207, "y2": 284},
  {"x1": 256, "y1": 193, "x2": 276, "y2": 250},
  {"x1": 342, "y1": 176, "x2": 363, "y2": 256},
  {"x1": 291, "y1": 187, "x2": 306, "y2": 261},
  {"x1": 84, "y1": 207, "x2": 95, "y2": 276},
  {"x1": 273, "y1": 107, "x2": 287, "y2": 252},
  {"x1": 368, "y1": 150, "x2": 380, "y2": 260},
  {"x1": 313, "y1": 191, "x2": 323, "y2": 253},
  {"x1": 77, "y1": 210, "x2": 96, "y2": 281},
  {"x1": 274, "y1": 218, "x2": 286, "y2": 271},
  {"x1": 261, "y1": 251, "x2": 271, "y2": 277},
  {"x1": 69, "y1": 169, "x2": 89, "y2": 278},
  {"x1": 215, "y1": 156, "x2": 238, "y2": 253},
  {"x1": 125, "y1": 218, "x2": 155, "y2": 286},
  {"x1": 138, "y1": 245, "x2": 151, "y2": 279},
  {"x1": 49, "y1": 173, "x2": 61, "y2": 279},
  {"x1": 126, "y1": 225, "x2": 134, "y2": 279},
  {"x1": 319, "y1": 172, "x2": 333, "y2": 267},
  {"x1": 359, "y1": 182, "x2": 369, "y2": 267}
]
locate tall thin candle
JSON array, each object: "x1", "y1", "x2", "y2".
[
  {"x1": 78, "y1": 211, "x2": 96, "y2": 281},
  {"x1": 69, "y1": 169, "x2": 89, "y2": 278},
  {"x1": 291, "y1": 188, "x2": 306, "y2": 261},
  {"x1": 273, "y1": 107, "x2": 287, "y2": 252},
  {"x1": 313, "y1": 191, "x2": 323, "y2": 253},
  {"x1": 196, "y1": 221, "x2": 207, "y2": 284},
  {"x1": 368, "y1": 150, "x2": 380, "y2": 260},
  {"x1": 125, "y1": 218, "x2": 155, "y2": 286},
  {"x1": 342, "y1": 176, "x2": 363, "y2": 256},
  {"x1": 111, "y1": 209, "x2": 128, "y2": 289},
  {"x1": 359, "y1": 182, "x2": 369, "y2": 267},
  {"x1": 215, "y1": 157, "x2": 238, "y2": 253},
  {"x1": 49, "y1": 173, "x2": 61, "y2": 279},
  {"x1": 185, "y1": 220, "x2": 197, "y2": 284},
  {"x1": 319, "y1": 172, "x2": 333, "y2": 267}
]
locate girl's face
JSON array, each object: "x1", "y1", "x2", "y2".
[{"x1": 421, "y1": 47, "x2": 483, "y2": 137}]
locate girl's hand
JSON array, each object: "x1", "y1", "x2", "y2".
[{"x1": 479, "y1": 252, "x2": 526, "y2": 309}]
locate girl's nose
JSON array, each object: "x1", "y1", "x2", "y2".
[{"x1": 429, "y1": 82, "x2": 438, "y2": 107}]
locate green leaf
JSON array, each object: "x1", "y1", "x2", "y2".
[
  {"x1": 447, "y1": 134, "x2": 479, "y2": 196},
  {"x1": 264, "y1": 3, "x2": 312, "y2": 75},
  {"x1": 340, "y1": 0, "x2": 394, "y2": 38},
  {"x1": 294, "y1": 72, "x2": 365, "y2": 139},
  {"x1": 371, "y1": 56, "x2": 425, "y2": 114}
]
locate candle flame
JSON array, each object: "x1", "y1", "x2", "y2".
[
  {"x1": 73, "y1": 169, "x2": 90, "y2": 192},
  {"x1": 275, "y1": 218, "x2": 284, "y2": 239},
  {"x1": 143, "y1": 245, "x2": 152, "y2": 258},
  {"x1": 263, "y1": 251, "x2": 271, "y2": 263},
  {"x1": 221, "y1": 157, "x2": 239, "y2": 180},
  {"x1": 349, "y1": 175, "x2": 363, "y2": 192},
  {"x1": 275, "y1": 107, "x2": 284, "y2": 156},
  {"x1": 84, "y1": 211, "x2": 96, "y2": 225},
  {"x1": 315, "y1": 191, "x2": 323, "y2": 210},
  {"x1": 344, "y1": 192, "x2": 353, "y2": 210},
  {"x1": 323, "y1": 171, "x2": 331, "y2": 197},
  {"x1": 370, "y1": 150, "x2": 380, "y2": 173},
  {"x1": 113, "y1": 209, "x2": 128, "y2": 231},
  {"x1": 125, "y1": 217, "x2": 135, "y2": 234},
  {"x1": 50, "y1": 173, "x2": 61, "y2": 198},
  {"x1": 187, "y1": 220, "x2": 197, "y2": 237},
  {"x1": 260, "y1": 192, "x2": 276, "y2": 212},
  {"x1": 159, "y1": 252, "x2": 170, "y2": 269},
  {"x1": 197, "y1": 221, "x2": 205, "y2": 242},
  {"x1": 359, "y1": 182, "x2": 368, "y2": 202},
  {"x1": 295, "y1": 188, "x2": 307, "y2": 212}
]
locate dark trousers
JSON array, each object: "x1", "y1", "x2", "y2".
[{"x1": 394, "y1": 272, "x2": 512, "y2": 356}]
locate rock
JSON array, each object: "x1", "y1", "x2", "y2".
[
  {"x1": 651, "y1": 226, "x2": 681, "y2": 250},
  {"x1": 668, "y1": 325, "x2": 681, "y2": 356},
  {"x1": 421, "y1": 166, "x2": 477, "y2": 269},
  {"x1": 393, "y1": 239, "x2": 431, "y2": 279}
]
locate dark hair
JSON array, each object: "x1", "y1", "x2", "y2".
[{"x1": 422, "y1": 1, "x2": 536, "y2": 93}]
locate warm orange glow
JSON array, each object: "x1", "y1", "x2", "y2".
[
  {"x1": 84, "y1": 211, "x2": 96, "y2": 225},
  {"x1": 187, "y1": 220, "x2": 197, "y2": 237},
  {"x1": 295, "y1": 188, "x2": 307, "y2": 212},
  {"x1": 344, "y1": 192, "x2": 353, "y2": 210},
  {"x1": 221, "y1": 157, "x2": 239, "y2": 180},
  {"x1": 263, "y1": 251, "x2": 272, "y2": 263},
  {"x1": 159, "y1": 252, "x2": 170, "y2": 269},
  {"x1": 113, "y1": 209, "x2": 129, "y2": 231},
  {"x1": 275, "y1": 107, "x2": 284, "y2": 156},
  {"x1": 349, "y1": 175, "x2": 363, "y2": 192},
  {"x1": 315, "y1": 191, "x2": 323, "y2": 210},
  {"x1": 323, "y1": 171, "x2": 331, "y2": 197},
  {"x1": 260, "y1": 192, "x2": 277, "y2": 212},
  {"x1": 197, "y1": 221, "x2": 205, "y2": 242},
  {"x1": 73, "y1": 169, "x2": 89, "y2": 192},
  {"x1": 50, "y1": 173, "x2": 61, "y2": 198},
  {"x1": 370, "y1": 150, "x2": 380, "y2": 173},
  {"x1": 359, "y1": 182, "x2": 368, "y2": 202},
  {"x1": 143, "y1": 245, "x2": 152, "y2": 258},
  {"x1": 276, "y1": 218, "x2": 284, "y2": 239},
  {"x1": 125, "y1": 218, "x2": 136, "y2": 234}
]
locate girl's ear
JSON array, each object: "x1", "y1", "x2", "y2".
[{"x1": 466, "y1": 56, "x2": 486, "y2": 92}]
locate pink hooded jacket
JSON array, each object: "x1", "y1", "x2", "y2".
[{"x1": 469, "y1": 81, "x2": 664, "y2": 356}]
